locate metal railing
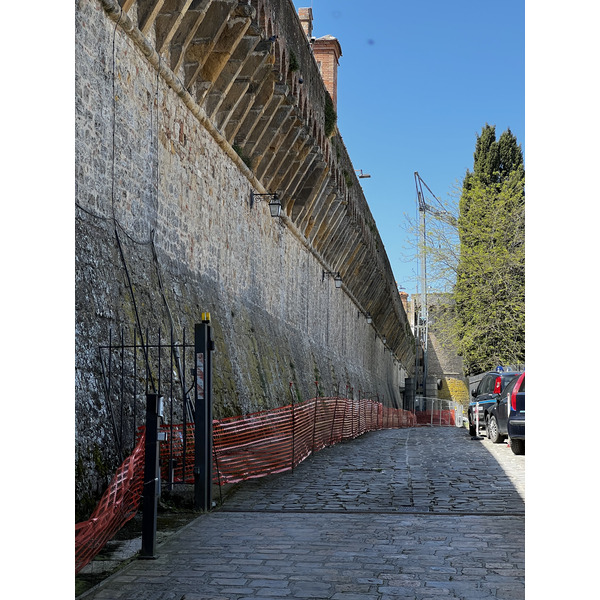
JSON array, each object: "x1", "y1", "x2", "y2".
[
  {"x1": 414, "y1": 396, "x2": 464, "y2": 427},
  {"x1": 98, "y1": 327, "x2": 195, "y2": 463}
]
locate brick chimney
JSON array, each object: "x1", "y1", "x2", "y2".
[
  {"x1": 312, "y1": 35, "x2": 342, "y2": 109},
  {"x1": 298, "y1": 7, "x2": 342, "y2": 110},
  {"x1": 399, "y1": 291, "x2": 409, "y2": 315},
  {"x1": 298, "y1": 7, "x2": 313, "y2": 38}
]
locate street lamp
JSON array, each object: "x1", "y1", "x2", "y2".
[
  {"x1": 250, "y1": 191, "x2": 281, "y2": 217},
  {"x1": 322, "y1": 270, "x2": 342, "y2": 288}
]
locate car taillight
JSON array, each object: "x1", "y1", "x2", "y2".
[
  {"x1": 493, "y1": 376, "x2": 502, "y2": 394},
  {"x1": 511, "y1": 387, "x2": 517, "y2": 411}
]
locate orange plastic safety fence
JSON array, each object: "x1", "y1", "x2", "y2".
[
  {"x1": 157, "y1": 398, "x2": 418, "y2": 487},
  {"x1": 76, "y1": 397, "x2": 415, "y2": 573},
  {"x1": 75, "y1": 430, "x2": 146, "y2": 574},
  {"x1": 415, "y1": 410, "x2": 456, "y2": 426}
]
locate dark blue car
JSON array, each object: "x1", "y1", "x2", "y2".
[
  {"x1": 486, "y1": 372, "x2": 525, "y2": 452},
  {"x1": 506, "y1": 372, "x2": 525, "y2": 455},
  {"x1": 468, "y1": 370, "x2": 522, "y2": 436}
]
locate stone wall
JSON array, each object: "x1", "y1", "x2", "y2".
[
  {"x1": 406, "y1": 294, "x2": 469, "y2": 404},
  {"x1": 75, "y1": 0, "x2": 415, "y2": 516}
]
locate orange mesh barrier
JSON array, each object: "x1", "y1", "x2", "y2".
[
  {"x1": 159, "y1": 397, "x2": 415, "y2": 485},
  {"x1": 415, "y1": 409, "x2": 456, "y2": 426},
  {"x1": 76, "y1": 397, "x2": 415, "y2": 573},
  {"x1": 75, "y1": 430, "x2": 145, "y2": 574}
]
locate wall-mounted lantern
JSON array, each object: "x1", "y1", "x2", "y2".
[
  {"x1": 322, "y1": 270, "x2": 342, "y2": 288},
  {"x1": 382, "y1": 336, "x2": 387, "y2": 345},
  {"x1": 250, "y1": 190, "x2": 281, "y2": 217},
  {"x1": 358, "y1": 311, "x2": 373, "y2": 324}
]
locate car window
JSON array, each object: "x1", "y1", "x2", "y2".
[
  {"x1": 500, "y1": 373, "x2": 518, "y2": 390},
  {"x1": 475, "y1": 378, "x2": 485, "y2": 395},
  {"x1": 481, "y1": 375, "x2": 493, "y2": 394},
  {"x1": 503, "y1": 377, "x2": 517, "y2": 398}
]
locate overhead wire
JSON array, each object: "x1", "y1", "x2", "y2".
[
  {"x1": 148, "y1": 51, "x2": 195, "y2": 422},
  {"x1": 96, "y1": 9, "x2": 193, "y2": 422},
  {"x1": 109, "y1": 10, "x2": 157, "y2": 394}
]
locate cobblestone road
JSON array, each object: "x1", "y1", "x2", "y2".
[{"x1": 82, "y1": 426, "x2": 525, "y2": 600}]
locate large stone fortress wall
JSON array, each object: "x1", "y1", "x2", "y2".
[{"x1": 75, "y1": 0, "x2": 415, "y2": 513}]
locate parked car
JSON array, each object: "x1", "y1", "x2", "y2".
[
  {"x1": 486, "y1": 372, "x2": 523, "y2": 444},
  {"x1": 507, "y1": 372, "x2": 525, "y2": 455},
  {"x1": 486, "y1": 399, "x2": 508, "y2": 444},
  {"x1": 467, "y1": 370, "x2": 522, "y2": 436}
]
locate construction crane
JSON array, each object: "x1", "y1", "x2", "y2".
[{"x1": 413, "y1": 172, "x2": 456, "y2": 399}]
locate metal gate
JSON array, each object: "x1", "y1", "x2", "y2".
[{"x1": 98, "y1": 327, "x2": 196, "y2": 468}]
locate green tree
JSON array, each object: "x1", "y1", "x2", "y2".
[{"x1": 455, "y1": 124, "x2": 525, "y2": 375}]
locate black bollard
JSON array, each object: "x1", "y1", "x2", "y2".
[
  {"x1": 140, "y1": 393, "x2": 161, "y2": 558},
  {"x1": 194, "y1": 316, "x2": 214, "y2": 512}
]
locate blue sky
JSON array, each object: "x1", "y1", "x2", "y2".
[{"x1": 292, "y1": 0, "x2": 525, "y2": 294}]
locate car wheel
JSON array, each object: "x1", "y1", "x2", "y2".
[
  {"x1": 511, "y1": 439, "x2": 525, "y2": 455},
  {"x1": 487, "y1": 415, "x2": 504, "y2": 444}
]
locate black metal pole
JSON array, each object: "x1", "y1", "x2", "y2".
[
  {"x1": 359, "y1": 389, "x2": 362, "y2": 435},
  {"x1": 351, "y1": 387, "x2": 354, "y2": 438},
  {"x1": 312, "y1": 381, "x2": 319, "y2": 454},
  {"x1": 140, "y1": 393, "x2": 161, "y2": 558},
  {"x1": 182, "y1": 327, "x2": 187, "y2": 483},
  {"x1": 330, "y1": 396, "x2": 338, "y2": 446},
  {"x1": 289, "y1": 382, "x2": 295, "y2": 472},
  {"x1": 168, "y1": 328, "x2": 175, "y2": 491},
  {"x1": 120, "y1": 328, "x2": 124, "y2": 454},
  {"x1": 133, "y1": 329, "x2": 137, "y2": 446},
  {"x1": 194, "y1": 317, "x2": 214, "y2": 511}
]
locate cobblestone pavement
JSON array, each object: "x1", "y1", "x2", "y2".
[{"x1": 81, "y1": 426, "x2": 525, "y2": 600}]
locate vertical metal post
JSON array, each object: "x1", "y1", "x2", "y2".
[
  {"x1": 341, "y1": 390, "x2": 348, "y2": 440},
  {"x1": 350, "y1": 387, "x2": 355, "y2": 437},
  {"x1": 312, "y1": 381, "x2": 319, "y2": 454},
  {"x1": 194, "y1": 316, "x2": 214, "y2": 512},
  {"x1": 182, "y1": 328, "x2": 187, "y2": 483},
  {"x1": 330, "y1": 396, "x2": 339, "y2": 445},
  {"x1": 167, "y1": 328, "x2": 175, "y2": 491},
  {"x1": 133, "y1": 329, "x2": 137, "y2": 444},
  {"x1": 358, "y1": 389, "x2": 362, "y2": 435},
  {"x1": 120, "y1": 328, "x2": 124, "y2": 454},
  {"x1": 141, "y1": 393, "x2": 161, "y2": 558},
  {"x1": 289, "y1": 382, "x2": 295, "y2": 472},
  {"x1": 157, "y1": 328, "x2": 162, "y2": 399}
]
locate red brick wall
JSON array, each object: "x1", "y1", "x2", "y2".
[{"x1": 313, "y1": 38, "x2": 341, "y2": 108}]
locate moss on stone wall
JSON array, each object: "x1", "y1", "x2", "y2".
[{"x1": 437, "y1": 377, "x2": 469, "y2": 406}]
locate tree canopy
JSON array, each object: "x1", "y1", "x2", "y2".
[{"x1": 455, "y1": 124, "x2": 525, "y2": 375}]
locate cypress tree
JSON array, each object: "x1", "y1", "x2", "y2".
[{"x1": 454, "y1": 124, "x2": 525, "y2": 375}]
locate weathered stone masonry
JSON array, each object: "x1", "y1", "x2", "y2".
[{"x1": 75, "y1": 0, "x2": 415, "y2": 515}]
